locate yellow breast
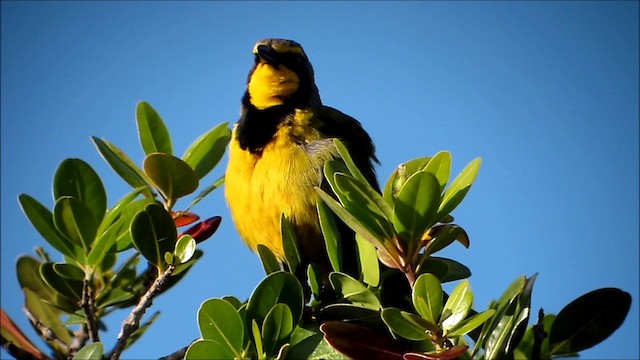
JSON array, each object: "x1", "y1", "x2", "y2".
[{"x1": 225, "y1": 109, "x2": 337, "y2": 260}]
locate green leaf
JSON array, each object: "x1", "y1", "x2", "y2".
[
  {"x1": 425, "y1": 224, "x2": 469, "y2": 256},
  {"x1": 17, "y1": 256, "x2": 56, "y2": 301},
  {"x1": 95, "y1": 287, "x2": 136, "y2": 308},
  {"x1": 316, "y1": 188, "x2": 388, "y2": 252},
  {"x1": 262, "y1": 303, "x2": 294, "y2": 357},
  {"x1": 72, "y1": 342, "x2": 103, "y2": 360},
  {"x1": 420, "y1": 256, "x2": 471, "y2": 283},
  {"x1": 355, "y1": 234, "x2": 380, "y2": 287},
  {"x1": 307, "y1": 264, "x2": 322, "y2": 300},
  {"x1": 549, "y1": 288, "x2": 632, "y2": 355},
  {"x1": 382, "y1": 156, "x2": 432, "y2": 206},
  {"x1": 281, "y1": 215, "x2": 301, "y2": 274},
  {"x1": 183, "y1": 175, "x2": 225, "y2": 213},
  {"x1": 18, "y1": 194, "x2": 78, "y2": 260},
  {"x1": 112, "y1": 198, "x2": 158, "y2": 252},
  {"x1": 175, "y1": 235, "x2": 196, "y2": 264},
  {"x1": 52, "y1": 263, "x2": 84, "y2": 281},
  {"x1": 130, "y1": 203, "x2": 177, "y2": 268},
  {"x1": 186, "y1": 339, "x2": 237, "y2": 360},
  {"x1": 441, "y1": 280, "x2": 473, "y2": 331},
  {"x1": 423, "y1": 151, "x2": 452, "y2": 193},
  {"x1": 437, "y1": 157, "x2": 481, "y2": 219},
  {"x1": 412, "y1": 273, "x2": 443, "y2": 325},
  {"x1": 447, "y1": 309, "x2": 496, "y2": 337},
  {"x1": 288, "y1": 325, "x2": 349, "y2": 360},
  {"x1": 256, "y1": 244, "x2": 280, "y2": 276},
  {"x1": 329, "y1": 272, "x2": 380, "y2": 310},
  {"x1": 392, "y1": 171, "x2": 441, "y2": 245},
  {"x1": 247, "y1": 272, "x2": 304, "y2": 327},
  {"x1": 183, "y1": 122, "x2": 231, "y2": 179},
  {"x1": 334, "y1": 173, "x2": 394, "y2": 238},
  {"x1": 91, "y1": 136, "x2": 154, "y2": 198},
  {"x1": 96, "y1": 188, "x2": 145, "y2": 236},
  {"x1": 53, "y1": 196, "x2": 98, "y2": 254},
  {"x1": 143, "y1": 153, "x2": 199, "y2": 205},
  {"x1": 136, "y1": 101, "x2": 173, "y2": 155},
  {"x1": 39, "y1": 263, "x2": 83, "y2": 303},
  {"x1": 197, "y1": 298, "x2": 243, "y2": 356},
  {"x1": 23, "y1": 290, "x2": 72, "y2": 350},
  {"x1": 333, "y1": 139, "x2": 373, "y2": 188},
  {"x1": 53, "y1": 158, "x2": 107, "y2": 223},
  {"x1": 317, "y1": 200, "x2": 342, "y2": 273},
  {"x1": 381, "y1": 307, "x2": 434, "y2": 341}
]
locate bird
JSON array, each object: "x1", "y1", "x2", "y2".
[{"x1": 225, "y1": 38, "x2": 379, "y2": 278}]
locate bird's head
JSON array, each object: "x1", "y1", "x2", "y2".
[{"x1": 245, "y1": 38, "x2": 321, "y2": 110}]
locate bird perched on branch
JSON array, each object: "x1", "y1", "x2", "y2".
[{"x1": 225, "y1": 38, "x2": 378, "y2": 277}]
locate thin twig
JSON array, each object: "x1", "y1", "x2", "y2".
[
  {"x1": 158, "y1": 345, "x2": 189, "y2": 360},
  {"x1": 22, "y1": 307, "x2": 70, "y2": 354},
  {"x1": 110, "y1": 265, "x2": 175, "y2": 360},
  {"x1": 531, "y1": 308, "x2": 547, "y2": 360},
  {"x1": 81, "y1": 275, "x2": 100, "y2": 343}
]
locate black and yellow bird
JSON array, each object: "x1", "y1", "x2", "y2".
[{"x1": 225, "y1": 38, "x2": 378, "y2": 277}]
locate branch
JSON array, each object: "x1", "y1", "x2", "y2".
[
  {"x1": 81, "y1": 276, "x2": 100, "y2": 343},
  {"x1": 22, "y1": 307, "x2": 70, "y2": 354},
  {"x1": 70, "y1": 324, "x2": 90, "y2": 354},
  {"x1": 158, "y1": 345, "x2": 189, "y2": 360},
  {"x1": 110, "y1": 265, "x2": 175, "y2": 360},
  {"x1": 1, "y1": 335, "x2": 47, "y2": 360},
  {"x1": 531, "y1": 308, "x2": 547, "y2": 360}
]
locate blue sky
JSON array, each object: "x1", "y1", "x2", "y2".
[{"x1": 1, "y1": 2, "x2": 638, "y2": 359}]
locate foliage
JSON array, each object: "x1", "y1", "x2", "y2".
[{"x1": 1, "y1": 101, "x2": 631, "y2": 360}]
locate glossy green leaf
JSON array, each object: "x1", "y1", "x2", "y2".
[
  {"x1": 392, "y1": 171, "x2": 441, "y2": 245},
  {"x1": 143, "y1": 153, "x2": 199, "y2": 205},
  {"x1": 95, "y1": 287, "x2": 136, "y2": 308},
  {"x1": 425, "y1": 224, "x2": 469, "y2": 256},
  {"x1": 252, "y1": 319, "x2": 264, "y2": 358},
  {"x1": 130, "y1": 203, "x2": 177, "y2": 268},
  {"x1": 383, "y1": 156, "x2": 432, "y2": 205},
  {"x1": 53, "y1": 158, "x2": 107, "y2": 223},
  {"x1": 317, "y1": 200, "x2": 342, "y2": 273},
  {"x1": 53, "y1": 196, "x2": 98, "y2": 253},
  {"x1": 91, "y1": 136, "x2": 154, "y2": 198},
  {"x1": 288, "y1": 325, "x2": 348, "y2": 360},
  {"x1": 319, "y1": 304, "x2": 383, "y2": 328},
  {"x1": 52, "y1": 263, "x2": 84, "y2": 281},
  {"x1": 381, "y1": 307, "x2": 434, "y2": 341},
  {"x1": 247, "y1": 271, "x2": 304, "y2": 327},
  {"x1": 437, "y1": 157, "x2": 481, "y2": 219},
  {"x1": 334, "y1": 173, "x2": 394, "y2": 237},
  {"x1": 87, "y1": 216, "x2": 125, "y2": 266},
  {"x1": 281, "y1": 215, "x2": 301, "y2": 274},
  {"x1": 136, "y1": 101, "x2": 173, "y2": 155},
  {"x1": 257, "y1": 244, "x2": 281, "y2": 275},
  {"x1": 18, "y1": 194, "x2": 77, "y2": 259},
  {"x1": 186, "y1": 339, "x2": 237, "y2": 360},
  {"x1": 223, "y1": 296, "x2": 244, "y2": 310},
  {"x1": 447, "y1": 309, "x2": 496, "y2": 337},
  {"x1": 420, "y1": 257, "x2": 471, "y2": 283},
  {"x1": 17, "y1": 256, "x2": 56, "y2": 301},
  {"x1": 333, "y1": 139, "x2": 372, "y2": 188},
  {"x1": 412, "y1": 273, "x2": 443, "y2": 325},
  {"x1": 112, "y1": 198, "x2": 158, "y2": 252},
  {"x1": 96, "y1": 188, "x2": 145, "y2": 236},
  {"x1": 72, "y1": 342, "x2": 103, "y2": 360},
  {"x1": 423, "y1": 151, "x2": 452, "y2": 193},
  {"x1": 329, "y1": 272, "x2": 380, "y2": 310},
  {"x1": 39, "y1": 263, "x2": 82, "y2": 302},
  {"x1": 549, "y1": 288, "x2": 631, "y2": 355},
  {"x1": 262, "y1": 303, "x2": 294, "y2": 356},
  {"x1": 355, "y1": 234, "x2": 379, "y2": 287},
  {"x1": 307, "y1": 263, "x2": 322, "y2": 300},
  {"x1": 316, "y1": 189, "x2": 387, "y2": 251},
  {"x1": 441, "y1": 280, "x2": 473, "y2": 331},
  {"x1": 183, "y1": 122, "x2": 231, "y2": 179},
  {"x1": 175, "y1": 235, "x2": 196, "y2": 264},
  {"x1": 197, "y1": 298, "x2": 243, "y2": 356}
]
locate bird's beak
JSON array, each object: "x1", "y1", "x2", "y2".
[{"x1": 256, "y1": 44, "x2": 280, "y2": 66}]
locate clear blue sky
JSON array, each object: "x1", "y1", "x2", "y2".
[{"x1": 2, "y1": 2, "x2": 638, "y2": 359}]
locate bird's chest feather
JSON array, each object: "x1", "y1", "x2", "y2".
[{"x1": 225, "y1": 112, "x2": 337, "y2": 258}]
